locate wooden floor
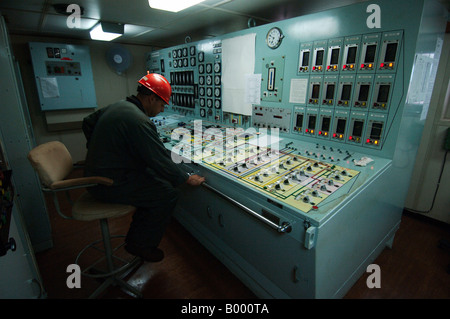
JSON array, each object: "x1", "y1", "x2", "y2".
[{"x1": 35, "y1": 181, "x2": 450, "y2": 300}]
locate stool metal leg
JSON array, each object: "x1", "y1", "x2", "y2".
[
  {"x1": 88, "y1": 219, "x2": 142, "y2": 299},
  {"x1": 100, "y1": 218, "x2": 115, "y2": 273}
]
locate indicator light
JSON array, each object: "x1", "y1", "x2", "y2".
[
  {"x1": 333, "y1": 133, "x2": 337, "y2": 138},
  {"x1": 343, "y1": 65, "x2": 347, "y2": 69},
  {"x1": 361, "y1": 63, "x2": 365, "y2": 68},
  {"x1": 368, "y1": 63, "x2": 373, "y2": 68},
  {"x1": 374, "y1": 140, "x2": 379, "y2": 145},
  {"x1": 318, "y1": 66, "x2": 322, "y2": 70},
  {"x1": 311, "y1": 129, "x2": 314, "y2": 134},
  {"x1": 324, "y1": 132, "x2": 328, "y2": 136},
  {"x1": 349, "y1": 136, "x2": 353, "y2": 140},
  {"x1": 312, "y1": 66, "x2": 316, "y2": 70},
  {"x1": 350, "y1": 64, "x2": 354, "y2": 69},
  {"x1": 339, "y1": 134, "x2": 343, "y2": 139},
  {"x1": 380, "y1": 63, "x2": 385, "y2": 68},
  {"x1": 366, "y1": 138, "x2": 371, "y2": 143},
  {"x1": 319, "y1": 131, "x2": 322, "y2": 135},
  {"x1": 305, "y1": 129, "x2": 309, "y2": 133},
  {"x1": 333, "y1": 65, "x2": 337, "y2": 69},
  {"x1": 327, "y1": 65, "x2": 331, "y2": 69},
  {"x1": 389, "y1": 63, "x2": 393, "y2": 67}
]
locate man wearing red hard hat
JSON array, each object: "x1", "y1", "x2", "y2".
[{"x1": 82, "y1": 72, "x2": 205, "y2": 262}]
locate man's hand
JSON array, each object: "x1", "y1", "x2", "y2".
[{"x1": 186, "y1": 174, "x2": 205, "y2": 186}]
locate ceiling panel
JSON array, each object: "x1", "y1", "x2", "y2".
[
  {"x1": 42, "y1": 14, "x2": 97, "y2": 33},
  {"x1": 0, "y1": 9, "x2": 41, "y2": 32},
  {"x1": 1, "y1": 0, "x2": 447, "y2": 48},
  {"x1": 0, "y1": 0, "x2": 44, "y2": 12}
]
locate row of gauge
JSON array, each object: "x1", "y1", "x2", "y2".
[
  {"x1": 170, "y1": 45, "x2": 223, "y2": 71},
  {"x1": 171, "y1": 94, "x2": 222, "y2": 110},
  {"x1": 171, "y1": 45, "x2": 196, "y2": 69}
]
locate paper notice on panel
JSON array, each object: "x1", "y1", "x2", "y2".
[
  {"x1": 222, "y1": 33, "x2": 256, "y2": 116},
  {"x1": 245, "y1": 73, "x2": 261, "y2": 104},
  {"x1": 289, "y1": 78, "x2": 308, "y2": 104},
  {"x1": 40, "y1": 77, "x2": 60, "y2": 98}
]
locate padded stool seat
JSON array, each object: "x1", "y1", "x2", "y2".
[{"x1": 73, "y1": 192, "x2": 136, "y2": 221}]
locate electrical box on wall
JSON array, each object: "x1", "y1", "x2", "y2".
[{"x1": 29, "y1": 42, "x2": 97, "y2": 111}]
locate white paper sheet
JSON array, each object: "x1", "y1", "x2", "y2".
[
  {"x1": 245, "y1": 73, "x2": 261, "y2": 104},
  {"x1": 40, "y1": 77, "x2": 60, "y2": 98},
  {"x1": 222, "y1": 33, "x2": 256, "y2": 116},
  {"x1": 289, "y1": 78, "x2": 308, "y2": 104}
]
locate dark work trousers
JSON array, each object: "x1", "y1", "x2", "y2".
[
  {"x1": 88, "y1": 181, "x2": 181, "y2": 249},
  {"x1": 125, "y1": 196, "x2": 179, "y2": 249}
]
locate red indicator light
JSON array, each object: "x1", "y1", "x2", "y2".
[
  {"x1": 305, "y1": 129, "x2": 309, "y2": 133},
  {"x1": 361, "y1": 64, "x2": 365, "y2": 68},
  {"x1": 343, "y1": 65, "x2": 347, "y2": 69},
  {"x1": 333, "y1": 133, "x2": 337, "y2": 138},
  {"x1": 327, "y1": 65, "x2": 331, "y2": 69},
  {"x1": 312, "y1": 66, "x2": 316, "y2": 70},
  {"x1": 349, "y1": 136, "x2": 353, "y2": 140},
  {"x1": 366, "y1": 138, "x2": 371, "y2": 143},
  {"x1": 319, "y1": 131, "x2": 322, "y2": 135},
  {"x1": 380, "y1": 63, "x2": 385, "y2": 68}
]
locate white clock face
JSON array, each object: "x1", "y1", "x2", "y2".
[{"x1": 266, "y1": 27, "x2": 283, "y2": 49}]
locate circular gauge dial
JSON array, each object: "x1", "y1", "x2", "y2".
[
  {"x1": 266, "y1": 27, "x2": 284, "y2": 49},
  {"x1": 214, "y1": 62, "x2": 221, "y2": 73},
  {"x1": 214, "y1": 75, "x2": 221, "y2": 85}
]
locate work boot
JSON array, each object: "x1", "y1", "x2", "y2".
[{"x1": 125, "y1": 243, "x2": 164, "y2": 262}]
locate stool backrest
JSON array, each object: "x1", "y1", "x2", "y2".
[{"x1": 28, "y1": 141, "x2": 73, "y2": 188}]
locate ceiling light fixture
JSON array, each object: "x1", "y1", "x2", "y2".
[
  {"x1": 148, "y1": 0, "x2": 206, "y2": 13},
  {"x1": 90, "y1": 22, "x2": 124, "y2": 41}
]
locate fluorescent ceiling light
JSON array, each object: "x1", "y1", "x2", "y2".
[
  {"x1": 90, "y1": 22, "x2": 123, "y2": 41},
  {"x1": 148, "y1": 0, "x2": 206, "y2": 13}
]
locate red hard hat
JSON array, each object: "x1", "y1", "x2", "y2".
[{"x1": 138, "y1": 72, "x2": 172, "y2": 104}]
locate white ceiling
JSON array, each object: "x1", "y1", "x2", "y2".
[{"x1": 0, "y1": 0, "x2": 448, "y2": 48}]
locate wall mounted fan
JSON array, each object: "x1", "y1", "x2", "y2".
[{"x1": 105, "y1": 45, "x2": 133, "y2": 75}]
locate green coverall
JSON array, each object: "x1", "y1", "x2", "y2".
[{"x1": 83, "y1": 96, "x2": 189, "y2": 249}]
